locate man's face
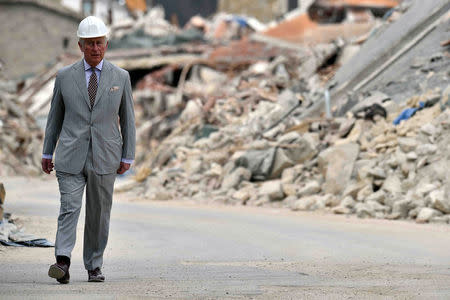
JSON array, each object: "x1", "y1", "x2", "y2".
[{"x1": 78, "y1": 37, "x2": 108, "y2": 67}]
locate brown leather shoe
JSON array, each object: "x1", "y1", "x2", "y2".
[
  {"x1": 48, "y1": 262, "x2": 70, "y2": 284},
  {"x1": 88, "y1": 267, "x2": 105, "y2": 282}
]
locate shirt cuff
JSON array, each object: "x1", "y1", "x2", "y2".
[
  {"x1": 121, "y1": 158, "x2": 134, "y2": 164},
  {"x1": 42, "y1": 154, "x2": 53, "y2": 159}
]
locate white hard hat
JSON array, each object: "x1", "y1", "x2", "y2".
[{"x1": 77, "y1": 16, "x2": 108, "y2": 38}]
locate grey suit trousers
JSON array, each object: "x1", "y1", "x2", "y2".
[{"x1": 55, "y1": 143, "x2": 116, "y2": 271}]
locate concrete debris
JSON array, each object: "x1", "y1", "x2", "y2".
[
  {"x1": 259, "y1": 180, "x2": 285, "y2": 201},
  {"x1": 0, "y1": 213, "x2": 54, "y2": 247},
  {"x1": 318, "y1": 143, "x2": 359, "y2": 195},
  {"x1": 0, "y1": 82, "x2": 43, "y2": 176},
  {"x1": 221, "y1": 167, "x2": 252, "y2": 190},
  {"x1": 0, "y1": 184, "x2": 53, "y2": 247},
  {"x1": 12, "y1": 1, "x2": 450, "y2": 225},
  {"x1": 328, "y1": 0, "x2": 450, "y2": 115},
  {"x1": 130, "y1": 79, "x2": 450, "y2": 225},
  {"x1": 0, "y1": 53, "x2": 79, "y2": 176},
  {"x1": 110, "y1": 6, "x2": 179, "y2": 41},
  {"x1": 429, "y1": 189, "x2": 450, "y2": 214},
  {"x1": 297, "y1": 180, "x2": 321, "y2": 198},
  {"x1": 416, "y1": 207, "x2": 442, "y2": 224}
]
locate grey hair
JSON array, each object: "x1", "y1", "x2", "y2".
[{"x1": 78, "y1": 37, "x2": 108, "y2": 46}]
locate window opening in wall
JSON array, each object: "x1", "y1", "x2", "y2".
[{"x1": 82, "y1": 0, "x2": 94, "y2": 15}]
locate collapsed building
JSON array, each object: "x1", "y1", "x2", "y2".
[
  {"x1": 115, "y1": 0, "x2": 450, "y2": 224},
  {"x1": 2, "y1": 0, "x2": 449, "y2": 224}
]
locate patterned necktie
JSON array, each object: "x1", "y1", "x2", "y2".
[{"x1": 88, "y1": 68, "x2": 98, "y2": 108}]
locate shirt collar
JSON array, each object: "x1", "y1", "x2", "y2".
[{"x1": 83, "y1": 59, "x2": 103, "y2": 71}]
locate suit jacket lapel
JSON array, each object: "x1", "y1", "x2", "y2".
[
  {"x1": 72, "y1": 60, "x2": 91, "y2": 109},
  {"x1": 93, "y1": 60, "x2": 114, "y2": 109}
]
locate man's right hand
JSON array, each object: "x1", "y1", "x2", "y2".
[{"x1": 42, "y1": 158, "x2": 54, "y2": 174}]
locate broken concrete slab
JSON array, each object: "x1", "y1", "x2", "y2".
[
  {"x1": 318, "y1": 142, "x2": 360, "y2": 195},
  {"x1": 259, "y1": 180, "x2": 285, "y2": 201}
]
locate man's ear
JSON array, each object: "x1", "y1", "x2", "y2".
[{"x1": 78, "y1": 41, "x2": 83, "y2": 52}]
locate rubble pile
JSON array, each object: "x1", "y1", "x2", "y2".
[
  {"x1": 129, "y1": 73, "x2": 450, "y2": 223},
  {"x1": 325, "y1": 92, "x2": 450, "y2": 224},
  {"x1": 110, "y1": 6, "x2": 179, "y2": 41},
  {"x1": 130, "y1": 42, "x2": 338, "y2": 164},
  {"x1": 120, "y1": 1, "x2": 450, "y2": 224},
  {"x1": 108, "y1": 6, "x2": 205, "y2": 50},
  {"x1": 121, "y1": 0, "x2": 407, "y2": 165},
  {"x1": 5, "y1": 0, "x2": 446, "y2": 225},
  {"x1": 0, "y1": 80, "x2": 43, "y2": 176}
]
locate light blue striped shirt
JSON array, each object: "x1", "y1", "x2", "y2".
[{"x1": 83, "y1": 59, "x2": 103, "y2": 87}]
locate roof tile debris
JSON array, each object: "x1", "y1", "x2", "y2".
[{"x1": 313, "y1": 0, "x2": 400, "y2": 8}]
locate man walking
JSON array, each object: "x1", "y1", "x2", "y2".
[{"x1": 42, "y1": 16, "x2": 135, "y2": 284}]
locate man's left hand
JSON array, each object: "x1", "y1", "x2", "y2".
[{"x1": 117, "y1": 162, "x2": 130, "y2": 174}]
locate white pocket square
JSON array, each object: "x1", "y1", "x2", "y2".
[{"x1": 110, "y1": 86, "x2": 119, "y2": 92}]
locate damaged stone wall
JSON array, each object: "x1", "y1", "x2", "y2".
[{"x1": 0, "y1": 2, "x2": 81, "y2": 79}]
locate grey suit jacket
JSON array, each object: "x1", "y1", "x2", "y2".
[{"x1": 43, "y1": 59, "x2": 136, "y2": 175}]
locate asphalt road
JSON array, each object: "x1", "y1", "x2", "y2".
[{"x1": 1, "y1": 176, "x2": 449, "y2": 299}]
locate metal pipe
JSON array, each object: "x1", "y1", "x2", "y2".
[{"x1": 324, "y1": 89, "x2": 331, "y2": 118}]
